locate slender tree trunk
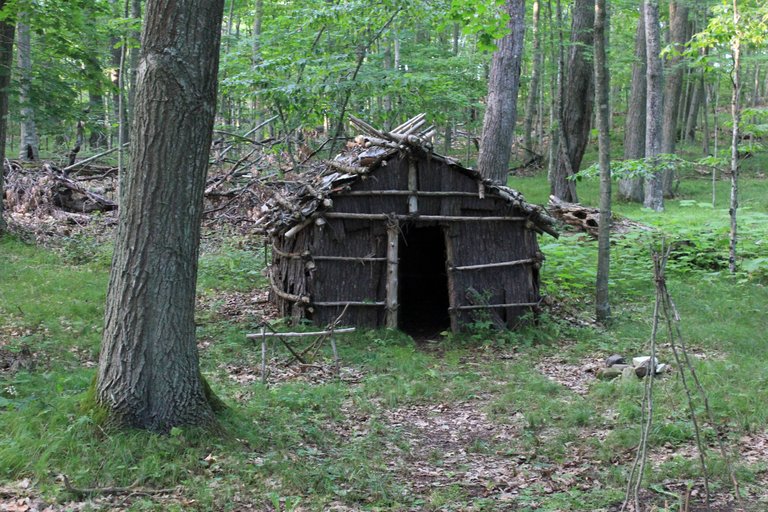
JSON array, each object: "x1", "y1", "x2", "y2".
[
  {"x1": 477, "y1": 0, "x2": 526, "y2": 184},
  {"x1": 523, "y1": 0, "x2": 543, "y2": 161},
  {"x1": 127, "y1": 0, "x2": 142, "y2": 126},
  {"x1": 594, "y1": 0, "x2": 611, "y2": 324},
  {"x1": 97, "y1": 0, "x2": 226, "y2": 432},
  {"x1": 620, "y1": 7, "x2": 646, "y2": 202},
  {"x1": 660, "y1": 1, "x2": 688, "y2": 195},
  {"x1": 728, "y1": 1, "x2": 741, "y2": 273},
  {"x1": 546, "y1": 0, "x2": 559, "y2": 185},
  {"x1": 685, "y1": 75, "x2": 702, "y2": 142},
  {"x1": 0, "y1": 3, "x2": 15, "y2": 234},
  {"x1": 17, "y1": 14, "x2": 38, "y2": 161},
  {"x1": 252, "y1": 0, "x2": 264, "y2": 133},
  {"x1": 550, "y1": 0, "x2": 594, "y2": 201},
  {"x1": 643, "y1": 0, "x2": 664, "y2": 212},
  {"x1": 108, "y1": 0, "x2": 129, "y2": 149},
  {"x1": 751, "y1": 64, "x2": 760, "y2": 107}
]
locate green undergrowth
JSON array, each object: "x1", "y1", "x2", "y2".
[{"x1": 2, "y1": 172, "x2": 768, "y2": 509}]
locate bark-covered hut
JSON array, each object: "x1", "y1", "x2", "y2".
[{"x1": 256, "y1": 115, "x2": 558, "y2": 334}]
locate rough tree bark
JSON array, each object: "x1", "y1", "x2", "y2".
[
  {"x1": 660, "y1": 1, "x2": 689, "y2": 195},
  {"x1": 477, "y1": 0, "x2": 526, "y2": 185},
  {"x1": 594, "y1": 0, "x2": 611, "y2": 324},
  {"x1": 523, "y1": 0, "x2": 543, "y2": 162},
  {"x1": 643, "y1": 0, "x2": 664, "y2": 212},
  {"x1": 96, "y1": 0, "x2": 226, "y2": 432},
  {"x1": 17, "y1": 13, "x2": 38, "y2": 161},
  {"x1": 620, "y1": 7, "x2": 646, "y2": 202},
  {"x1": 550, "y1": 0, "x2": 594, "y2": 201},
  {"x1": 0, "y1": 1, "x2": 14, "y2": 234}
]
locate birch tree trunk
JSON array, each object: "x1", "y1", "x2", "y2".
[
  {"x1": 17, "y1": 14, "x2": 38, "y2": 161},
  {"x1": 523, "y1": 0, "x2": 543, "y2": 162},
  {"x1": 728, "y1": 0, "x2": 741, "y2": 273},
  {"x1": 550, "y1": 0, "x2": 594, "y2": 201},
  {"x1": 643, "y1": 0, "x2": 664, "y2": 212},
  {"x1": 620, "y1": 8, "x2": 646, "y2": 202},
  {"x1": 477, "y1": 0, "x2": 526, "y2": 185},
  {"x1": 594, "y1": 0, "x2": 611, "y2": 324},
  {"x1": 97, "y1": 0, "x2": 226, "y2": 432},
  {"x1": 0, "y1": 2, "x2": 14, "y2": 234}
]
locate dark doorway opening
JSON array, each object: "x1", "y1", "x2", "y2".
[{"x1": 398, "y1": 224, "x2": 450, "y2": 337}]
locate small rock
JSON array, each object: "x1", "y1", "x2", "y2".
[
  {"x1": 605, "y1": 354, "x2": 626, "y2": 367},
  {"x1": 596, "y1": 367, "x2": 623, "y2": 380},
  {"x1": 632, "y1": 356, "x2": 658, "y2": 367},
  {"x1": 622, "y1": 366, "x2": 636, "y2": 380},
  {"x1": 655, "y1": 363, "x2": 668, "y2": 374}
]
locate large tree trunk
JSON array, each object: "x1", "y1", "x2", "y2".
[
  {"x1": 620, "y1": 8, "x2": 646, "y2": 202},
  {"x1": 522, "y1": 0, "x2": 542, "y2": 161},
  {"x1": 17, "y1": 14, "x2": 38, "y2": 161},
  {"x1": 0, "y1": 2, "x2": 14, "y2": 234},
  {"x1": 97, "y1": 0, "x2": 226, "y2": 432},
  {"x1": 550, "y1": 0, "x2": 594, "y2": 202},
  {"x1": 594, "y1": 0, "x2": 611, "y2": 324},
  {"x1": 643, "y1": 0, "x2": 664, "y2": 212},
  {"x1": 477, "y1": 0, "x2": 526, "y2": 184},
  {"x1": 660, "y1": 1, "x2": 688, "y2": 195}
]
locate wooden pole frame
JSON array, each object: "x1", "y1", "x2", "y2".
[{"x1": 386, "y1": 220, "x2": 399, "y2": 328}]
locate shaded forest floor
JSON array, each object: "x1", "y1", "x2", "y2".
[{"x1": 2, "y1": 167, "x2": 768, "y2": 511}]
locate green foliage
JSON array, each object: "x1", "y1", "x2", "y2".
[{"x1": 576, "y1": 153, "x2": 693, "y2": 182}]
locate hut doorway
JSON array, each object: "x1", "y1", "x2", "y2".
[{"x1": 398, "y1": 224, "x2": 450, "y2": 337}]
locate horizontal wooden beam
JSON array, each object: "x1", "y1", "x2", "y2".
[
  {"x1": 312, "y1": 301, "x2": 386, "y2": 307},
  {"x1": 450, "y1": 258, "x2": 537, "y2": 271},
  {"x1": 451, "y1": 302, "x2": 539, "y2": 311},
  {"x1": 312, "y1": 255, "x2": 386, "y2": 262},
  {"x1": 323, "y1": 212, "x2": 526, "y2": 222},
  {"x1": 340, "y1": 190, "x2": 484, "y2": 198},
  {"x1": 247, "y1": 327, "x2": 356, "y2": 340}
]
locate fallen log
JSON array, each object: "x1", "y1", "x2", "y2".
[{"x1": 548, "y1": 195, "x2": 601, "y2": 237}]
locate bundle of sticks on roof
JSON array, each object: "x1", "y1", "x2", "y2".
[{"x1": 255, "y1": 114, "x2": 559, "y2": 238}]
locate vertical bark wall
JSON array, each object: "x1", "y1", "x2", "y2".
[{"x1": 97, "y1": 0, "x2": 226, "y2": 432}]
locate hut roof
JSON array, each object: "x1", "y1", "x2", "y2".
[{"x1": 255, "y1": 114, "x2": 558, "y2": 238}]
